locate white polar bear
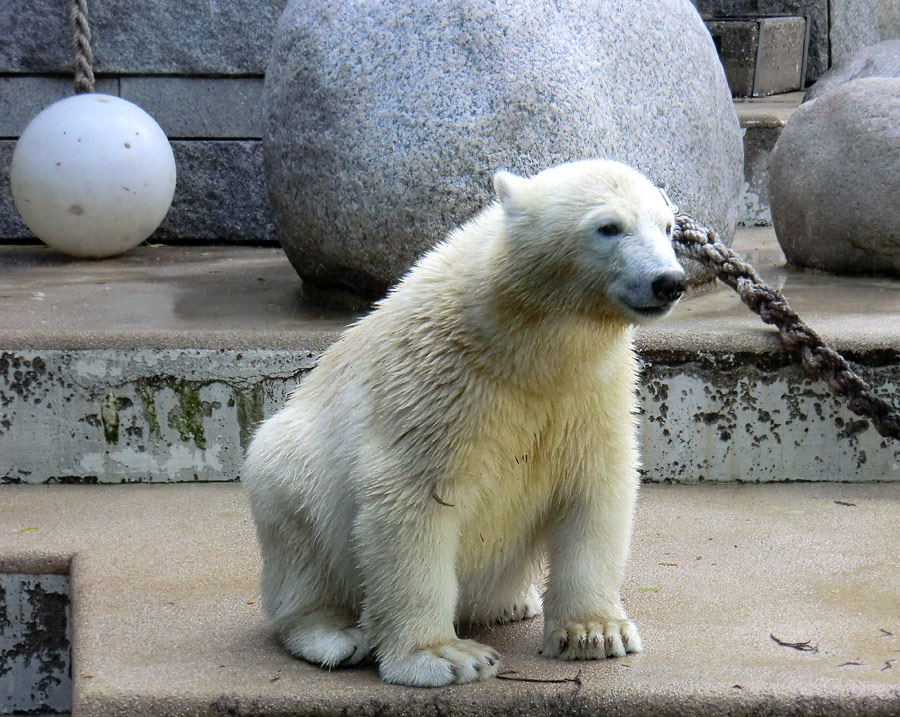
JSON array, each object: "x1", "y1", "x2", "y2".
[{"x1": 243, "y1": 159, "x2": 685, "y2": 687}]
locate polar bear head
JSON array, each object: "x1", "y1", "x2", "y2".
[{"x1": 492, "y1": 159, "x2": 685, "y2": 325}]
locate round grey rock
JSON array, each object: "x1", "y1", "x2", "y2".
[
  {"x1": 264, "y1": 0, "x2": 742, "y2": 301},
  {"x1": 804, "y1": 39, "x2": 900, "y2": 103},
  {"x1": 770, "y1": 78, "x2": 900, "y2": 276}
]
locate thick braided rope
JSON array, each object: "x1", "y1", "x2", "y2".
[
  {"x1": 672, "y1": 212, "x2": 900, "y2": 440},
  {"x1": 68, "y1": 0, "x2": 95, "y2": 94}
]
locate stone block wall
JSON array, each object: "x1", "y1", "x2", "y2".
[
  {"x1": 690, "y1": 0, "x2": 828, "y2": 85},
  {"x1": 0, "y1": 0, "x2": 286, "y2": 244},
  {"x1": 691, "y1": 0, "x2": 900, "y2": 86}
]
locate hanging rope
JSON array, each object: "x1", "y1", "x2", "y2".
[
  {"x1": 68, "y1": 0, "x2": 95, "y2": 94},
  {"x1": 672, "y1": 212, "x2": 900, "y2": 440}
]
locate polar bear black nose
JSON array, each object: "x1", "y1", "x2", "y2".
[{"x1": 652, "y1": 271, "x2": 686, "y2": 303}]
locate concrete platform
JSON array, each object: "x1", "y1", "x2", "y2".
[
  {"x1": 6, "y1": 225, "x2": 898, "y2": 354},
  {"x1": 735, "y1": 92, "x2": 804, "y2": 129},
  {"x1": 2, "y1": 227, "x2": 900, "y2": 484},
  {"x1": 735, "y1": 92, "x2": 803, "y2": 226},
  {"x1": 2, "y1": 482, "x2": 899, "y2": 716}
]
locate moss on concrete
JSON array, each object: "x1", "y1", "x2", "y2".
[
  {"x1": 167, "y1": 380, "x2": 207, "y2": 450},
  {"x1": 234, "y1": 384, "x2": 264, "y2": 452},
  {"x1": 137, "y1": 382, "x2": 162, "y2": 441},
  {"x1": 136, "y1": 378, "x2": 207, "y2": 450},
  {"x1": 100, "y1": 392, "x2": 119, "y2": 445}
]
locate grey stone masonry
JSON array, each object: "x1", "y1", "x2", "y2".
[
  {"x1": 120, "y1": 77, "x2": 264, "y2": 138},
  {"x1": 0, "y1": 0, "x2": 286, "y2": 74},
  {"x1": 705, "y1": 17, "x2": 807, "y2": 97},
  {"x1": 158, "y1": 141, "x2": 275, "y2": 242},
  {"x1": 690, "y1": 0, "x2": 828, "y2": 85},
  {"x1": 0, "y1": 143, "x2": 27, "y2": 240},
  {"x1": 0, "y1": 75, "x2": 270, "y2": 242},
  {"x1": 0, "y1": 139, "x2": 275, "y2": 243},
  {"x1": 1, "y1": 1, "x2": 278, "y2": 244},
  {"x1": 0, "y1": 76, "x2": 119, "y2": 137},
  {"x1": 1, "y1": 76, "x2": 263, "y2": 139}
]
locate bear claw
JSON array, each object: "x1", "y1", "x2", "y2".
[{"x1": 543, "y1": 618, "x2": 642, "y2": 661}]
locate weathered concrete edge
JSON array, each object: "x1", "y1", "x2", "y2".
[
  {"x1": 73, "y1": 687, "x2": 900, "y2": 717},
  {"x1": 2, "y1": 327, "x2": 898, "y2": 357},
  {"x1": 0, "y1": 552, "x2": 72, "y2": 575},
  {"x1": 0, "y1": 348, "x2": 317, "y2": 484},
  {"x1": 0, "y1": 330, "x2": 344, "y2": 353},
  {"x1": 2, "y1": 346, "x2": 898, "y2": 484}
]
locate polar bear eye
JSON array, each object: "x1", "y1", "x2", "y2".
[
  {"x1": 597, "y1": 223, "x2": 621, "y2": 237},
  {"x1": 666, "y1": 223, "x2": 674, "y2": 236}
]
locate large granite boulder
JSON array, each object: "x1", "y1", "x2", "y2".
[
  {"x1": 265, "y1": 0, "x2": 742, "y2": 302},
  {"x1": 804, "y1": 39, "x2": 900, "y2": 102},
  {"x1": 829, "y1": 0, "x2": 900, "y2": 67},
  {"x1": 770, "y1": 78, "x2": 900, "y2": 276}
]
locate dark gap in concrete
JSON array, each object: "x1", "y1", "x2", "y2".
[{"x1": 0, "y1": 573, "x2": 71, "y2": 715}]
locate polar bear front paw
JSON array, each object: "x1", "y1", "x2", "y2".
[
  {"x1": 379, "y1": 638, "x2": 501, "y2": 686},
  {"x1": 543, "y1": 618, "x2": 642, "y2": 660}
]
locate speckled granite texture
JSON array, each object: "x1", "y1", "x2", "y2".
[
  {"x1": 770, "y1": 78, "x2": 900, "y2": 276},
  {"x1": 264, "y1": 0, "x2": 742, "y2": 299},
  {"x1": 805, "y1": 40, "x2": 900, "y2": 102}
]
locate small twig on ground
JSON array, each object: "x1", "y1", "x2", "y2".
[
  {"x1": 834, "y1": 500, "x2": 857, "y2": 507},
  {"x1": 879, "y1": 628, "x2": 894, "y2": 637},
  {"x1": 770, "y1": 633, "x2": 819, "y2": 653},
  {"x1": 496, "y1": 670, "x2": 583, "y2": 685},
  {"x1": 881, "y1": 659, "x2": 896, "y2": 672},
  {"x1": 837, "y1": 661, "x2": 865, "y2": 668}
]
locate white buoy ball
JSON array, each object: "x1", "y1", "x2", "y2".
[{"x1": 10, "y1": 93, "x2": 176, "y2": 258}]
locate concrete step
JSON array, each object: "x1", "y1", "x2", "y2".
[
  {"x1": 2, "y1": 226, "x2": 900, "y2": 485},
  {"x1": 2, "y1": 482, "x2": 899, "y2": 715},
  {"x1": 736, "y1": 91, "x2": 803, "y2": 226}
]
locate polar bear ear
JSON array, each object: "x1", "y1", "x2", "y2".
[{"x1": 493, "y1": 170, "x2": 528, "y2": 212}]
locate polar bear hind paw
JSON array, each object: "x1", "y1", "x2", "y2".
[
  {"x1": 379, "y1": 638, "x2": 501, "y2": 686},
  {"x1": 543, "y1": 618, "x2": 642, "y2": 660},
  {"x1": 485, "y1": 583, "x2": 543, "y2": 624},
  {"x1": 282, "y1": 621, "x2": 371, "y2": 668}
]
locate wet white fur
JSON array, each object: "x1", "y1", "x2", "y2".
[{"x1": 243, "y1": 159, "x2": 683, "y2": 686}]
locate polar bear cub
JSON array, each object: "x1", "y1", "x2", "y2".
[{"x1": 243, "y1": 159, "x2": 685, "y2": 687}]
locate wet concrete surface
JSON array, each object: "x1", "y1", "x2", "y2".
[
  {"x1": 1, "y1": 228, "x2": 899, "y2": 353},
  {"x1": 0, "y1": 244, "x2": 354, "y2": 350},
  {"x1": 735, "y1": 91, "x2": 804, "y2": 127}
]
